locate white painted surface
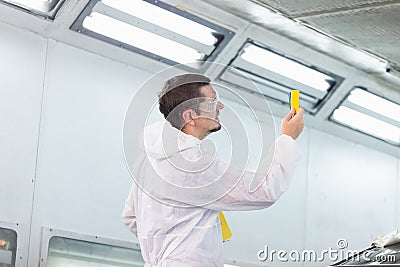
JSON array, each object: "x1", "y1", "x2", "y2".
[
  {"x1": 27, "y1": 39, "x2": 153, "y2": 265},
  {"x1": 0, "y1": 21, "x2": 47, "y2": 267},
  {"x1": 223, "y1": 126, "x2": 309, "y2": 267},
  {"x1": 305, "y1": 129, "x2": 398, "y2": 266}
]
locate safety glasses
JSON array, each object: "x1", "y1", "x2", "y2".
[{"x1": 198, "y1": 92, "x2": 221, "y2": 113}]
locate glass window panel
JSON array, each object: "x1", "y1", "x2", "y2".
[
  {"x1": 331, "y1": 87, "x2": 400, "y2": 145},
  {"x1": 347, "y1": 88, "x2": 400, "y2": 123},
  {"x1": 71, "y1": 0, "x2": 234, "y2": 67},
  {"x1": 101, "y1": 0, "x2": 217, "y2": 46},
  {"x1": 241, "y1": 43, "x2": 334, "y2": 92},
  {"x1": 0, "y1": 228, "x2": 17, "y2": 267},
  {"x1": 0, "y1": 0, "x2": 64, "y2": 19},
  {"x1": 218, "y1": 40, "x2": 341, "y2": 114},
  {"x1": 332, "y1": 106, "x2": 400, "y2": 145},
  {"x1": 47, "y1": 236, "x2": 145, "y2": 267},
  {"x1": 83, "y1": 12, "x2": 203, "y2": 64}
]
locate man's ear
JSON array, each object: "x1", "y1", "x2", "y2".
[{"x1": 182, "y1": 109, "x2": 197, "y2": 126}]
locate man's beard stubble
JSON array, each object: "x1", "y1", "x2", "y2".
[{"x1": 209, "y1": 121, "x2": 221, "y2": 133}]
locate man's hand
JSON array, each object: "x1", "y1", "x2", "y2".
[{"x1": 281, "y1": 108, "x2": 304, "y2": 140}]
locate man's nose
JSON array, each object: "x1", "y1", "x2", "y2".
[{"x1": 217, "y1": 100, "x2": 224, "y2": 110}]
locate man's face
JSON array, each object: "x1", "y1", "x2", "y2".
[{"x1": 196, "y1": 84, "x2": 224, "y2": 134}]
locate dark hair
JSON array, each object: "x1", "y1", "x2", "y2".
[{"x1": 159, "y1": 73, "x2": 211, "y2": 129}]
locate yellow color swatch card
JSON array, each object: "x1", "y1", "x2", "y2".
[
  {"x1": 219, "y1": 211, "x2": 232, "y2": 242},
  {"x1": 290, "y1": 90, "x2": 300, "y2": 113}
]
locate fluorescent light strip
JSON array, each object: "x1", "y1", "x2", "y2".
[
  {"x1": 332, "y1": 106, "x2": 400, "y2": 144},
  {"x1": 83, "y1": 12, "x2": 203, "y2": 64},
  {"x1": 101, "y1": 0, "x2": 217, "y2": 46},
  {"x1": 5, "y1": 0, "x2": 53, "y2": 12},
  {"x1": 347, "y1": 88, "x2": 400, "y2": 123},
  {"x1": 233, "y1": 69, "x2": 318, "y2": 104},
  {"x1": 241, "y1": 44, "x2": 333, "y2": 92}
]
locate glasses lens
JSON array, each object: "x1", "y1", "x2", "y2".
[{"x1": 199, "y1": 98, "x2": 217, "y2": 112}]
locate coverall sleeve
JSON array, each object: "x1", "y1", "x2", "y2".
[
  {"x1": 204, "y1": 134, "x2": 300, "y2": 211},
  {"x1": 121, "y1": 186, "x2": 138, "y2": 236}
]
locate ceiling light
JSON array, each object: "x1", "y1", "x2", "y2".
[
  {"x1": 241, "y1": 44, "x2": 334, "y2": 92},
  {"x1": 332, "y1": 106, "x2": 400, "y2": 145},
  {"x1": 71, "y1": 0, "x2": 234, "y2": 67},
  {"x1": 347, "y1": 88, "x2": 400, "y2": 123},
  {"x1": 0, "y1": 0, "x2": 64, "y2": 19},
  {"x1": 218, "y1": 40, "x2": 341, "y2": 114},
  {"x1": 331, "y1": 87, "x2": 400, "y2": 145},
  {"x1": 102, "y1": 0, "x2": 217, "y2": 46},
  {"x1": 83, "y1": 12, "x2": 203, "y2": 64}
]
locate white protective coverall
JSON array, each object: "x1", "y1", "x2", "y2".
[{"x1": 122, "y1": 121, "x2": 300, "y2": 267}]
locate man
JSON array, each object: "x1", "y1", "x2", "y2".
[{"x1": 122, "y1": 73, "x2": 304, "y2": 266}]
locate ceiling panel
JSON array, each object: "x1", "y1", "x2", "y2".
[
  {"x1": 302, "y1": 4, "x2": 400, "y2": 67},
  {"x1": 256, "y1": 0, "x2": 395, "y2": 17}
]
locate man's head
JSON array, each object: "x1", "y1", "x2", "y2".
[{"x1": 159, "y1": 73, "x2": 224, "y2": 139}]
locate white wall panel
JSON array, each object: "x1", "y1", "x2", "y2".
[
  {"x1": 305, "y1": 128, "x2": 398, "y2": 266},
  {"x1": 223, "y1": 119, "x2": 309, "y2": 267},
  {"x1": 0, "y1": 21, "x2": 47, "y2": 266},
  {"x1": 28, "y1": 40, "x2": 153, "y2": 265}
]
